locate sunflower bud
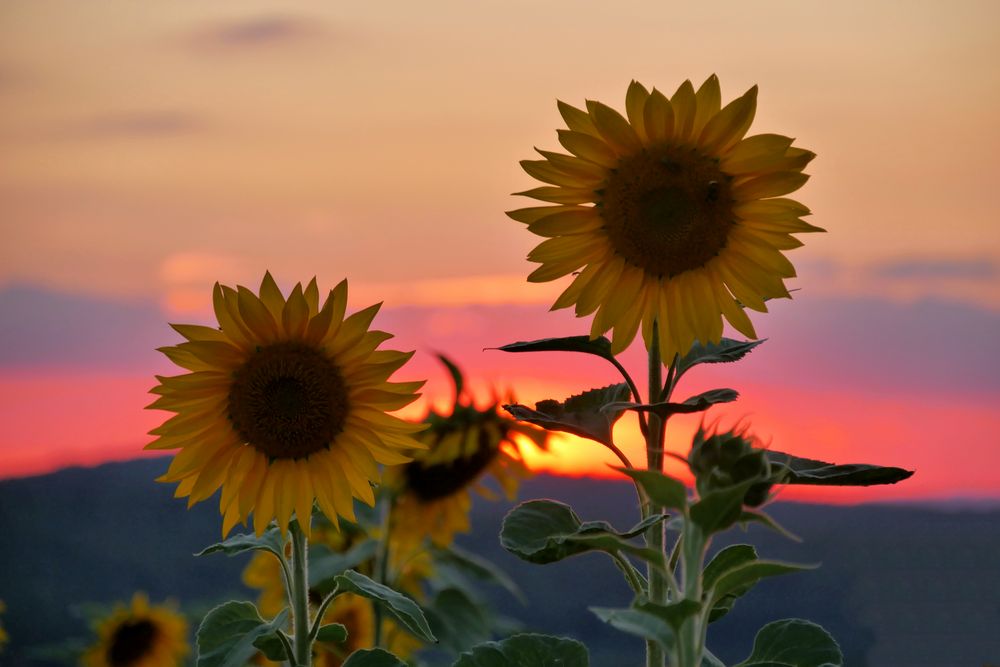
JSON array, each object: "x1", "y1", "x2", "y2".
[{"x1": 688, "y1": 427, "x2": 776, "y2": 507}]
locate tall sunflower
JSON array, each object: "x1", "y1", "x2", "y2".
[
  {"x1": 82, "y1": 593, "x2": 189, "y2": 667},
  {"x1": 148, "y1": 274, "x2": 425, "y2": 537},
  {"x1": 386, "y1": 357, "x2": 546, "y2": 552},
  {"x1": 510, "y1": 75, "x2": 822, "y2": 358}
]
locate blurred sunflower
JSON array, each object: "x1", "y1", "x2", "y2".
[
  {"x1": 81, "y1": 593, "x2": 188, "y2": 667},
  {"x1": 511, "y1": 75, "x2": 821, "y2": 358},
  {"x1": 244, "y1": 541, "x2": 422, "y2": 665},
  {"x1": 0, "y1": 600, "x2": 7, "y2": 652},
  {"x1": 386, "y1": 356, "x2": 546, "y2": 552},
  {"x1": 147, "y1": 274, "x2": 425, "y2": 537}
]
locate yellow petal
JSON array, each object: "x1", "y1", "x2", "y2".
[
  {"x1": 535, "y1": 149, "x2": 607, "y2": 180},
  {"x1": 700, "y1": 85, "x2": 757, "y2": 154},
  {"x1": 625, "y1": 80, "x2": 650, "y2": 143},
  {"x1": 237, "y1": 286, "x2": 279, "y2": 342},
  {"x1": 515, "y1": 185, "x2": 597, "y2": 205},
  {"x1": 527, "y1": 208, "x2": 603, "y2": 237},
  {"x1": 259, "y1": 272, "x2": 286, "y2": 320},
  {"x1": 557, "y1": 99, "x2": 601, "y2": 137},
  {"x1": 735, "y1": 172, "x2": 810, "y2": 201},
  {"x1": 254, "y1": 466, "x2": 278, "y2": 536},
  {"x1": 293, "y1": 460, "x2": 314, "y2": 537},
  {"x1": 586, "y1": 99, "x2": 641, "y2": 154},
  {"x1": 643, "y1": 88, "x2": 674, "y2": 143},
  {"x1": 304, "y1": 277, "x2": 320, "y2": 317},
  {"x1": 282, "y1": 283, "x2": 310, "y2": 339},
  {"x1": 692, "y1": 74, "x2": 721, "y2": 137},
  {"x1": 520, "y1": 159, "x2": 598, "y2": 188},
  {"x1": 670, "y1": 80, "x2": 697, "y2": 141},
  {"x1": 214, "y1": 284, "x2": 254, "y2": 348},
  {"x1": 556, "y1": 130, "x2": 618, "y2": 167}
]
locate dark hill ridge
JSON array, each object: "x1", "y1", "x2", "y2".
[{"x1": 1, "y1": 458, "x2": 998, "y2": 667}]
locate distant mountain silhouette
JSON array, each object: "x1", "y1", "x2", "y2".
[{"x1": 1, "y1": 458, "x2": 998, "y2": 666}]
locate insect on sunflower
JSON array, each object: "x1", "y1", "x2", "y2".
[
  {"x1": 147, "y1": 273, "x2": 426, "y2": 537},
  {"x1": 511, "y1": 75, "x2": 823, "y2": 358}
]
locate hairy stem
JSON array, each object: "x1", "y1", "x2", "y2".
[
  {"x1": 646, "y1": 321, "x2": 667, "y2": 667},
  {"x1": 373, "y1": 496, "x2": 392, "y2": 647},
  {"x1": 289, "y1": 520, "x2": 312, "y2": 667}
]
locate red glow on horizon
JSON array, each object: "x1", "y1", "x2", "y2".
[{"x1": 1, "y1": 370, "x2": 996, "y2": 506}]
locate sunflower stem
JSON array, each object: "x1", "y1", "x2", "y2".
[
  {"x1": 645, "y1": 321, "x2": 667, "y2": 667},
  {"x1": 373, "y1": 494, "x2": 392, "y2": 647},
  {"x1": 289, "y1": 520, "x2": 312, "y2": 667}
]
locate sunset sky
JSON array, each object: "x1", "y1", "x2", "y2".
[{"x1": 2, "y1": 1, "x2": 998, "y2": 502}]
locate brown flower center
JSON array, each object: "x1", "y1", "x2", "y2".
[
  {"x1": 599, "y1": 145, "x2": 736, "y2": 277},
  {"x1": 228, "y1": 342, "x2": 349, "y2": 460},
  {"x1": 404, "y1": 427, "x2": 499, "y2": 501},
  {"x1": 106, "y1": 619, "x2": 157, "y2": 667}
]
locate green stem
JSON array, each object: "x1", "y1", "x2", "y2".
[
  {"x1": 646, "y1": 321, "x2": 666, "y2": 667},
  {"x1": 611, "y1": 551, "x2": 645, "y2": 595},
  {"x1": 373, "y1": 495, "x2": 392, "y2": 647},
  {"x1": 289, "y1": 521, "x2": 312, "y2": 667}
]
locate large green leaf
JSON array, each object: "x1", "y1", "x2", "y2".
[
  {"x1": 196, "y1": 527, "x2": 284, "y2": 561},
  {"x1": 333, "y1": 570, "x2": 436, "y2": 643},
  {"x1": 765, "y1": 450, "x2": 913, "y2": 486},
  {"x1": 676, "y1": 338, "x2": 766, "y2": 378},
  {"x1": 503, "y1": 384, "x2": 631, "y2": 446},
  {"x1": 494, "y1": 335, "x2": 615, "y2": 361},
  {"x1": 616, "y1": 468, "x2": 688, "y2": 511},
  {"x1": 452, "y1": 633, "x2": 589, "y2": 667},
  {"x1": 634, "y1": 599, "x2": 701, "y2": 633},
  {"x1": 735, "y1": 619, "x2": 843, "y2": 667},
  {"x1": 703, "y1": 544, "x2": 757, "y2": 622},
  {"x1": 431, "y1": 544, "x2": 524, "y2": 603},
  {"x1": 425, "y1": 587, "x2": 494, "y2": 653},
  {"x1": 196, "y1": 601, "x2": 288, "y2": 667},
  {"x1": 343, "y1": 648, "x2": 409, "y2": 667},
  {"x1": 709, "y1": 560, "x2": 813, "y2": 613},
  {"x1": 591, "y1": 606, "x2": 676, "y2": 648},
  {"x1": 501, "y1": 499, "x2": 665, "y2": 567},
  {"x1": 603, "y1": 388, "x2": 739, "y2": 419}
]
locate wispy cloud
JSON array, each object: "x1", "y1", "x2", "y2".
[
  {"x1": 871, "y1": 257, "x2": 998, "y2": 280},
  {"x1": 186, "y1": 16, "x2": 329, "y2": 52},
  {"x1": 57, "y1": 111, "x2": 207, "y2": 140}
]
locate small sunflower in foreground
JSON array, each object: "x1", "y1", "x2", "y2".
[
  {"x1": 148, "y1": 273, "x2": 426, "y2": 536},
  {"x1": 510, "y1": 75, "x2": 822, "y2": 358},
  {"x1": 81, "y1": 593, "x2": 188, "y2": 667},
  {"x1": 386, "y1": 356, "x2": 547, "y2": 552}
]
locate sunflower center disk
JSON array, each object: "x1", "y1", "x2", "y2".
[
  {"x1": 404, "y1": 429, "x2": 499, "y2": 501},
  {"x1": 600, "y1": 146, "x2": 736, "y2": 277},
  {"x1": 107, "y1": 619, "x2": 157, "y2": 667},
  {"x1": 228, "y1": 342, "x2": 349, "y2": 460}
]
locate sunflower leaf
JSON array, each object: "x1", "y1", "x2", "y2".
[
  {"x1": 503, "y1": 383, "x2": 631, "y2": 446},
  {"x1": 251, "y1": 632, "x2": 290, "y2": 662},
  {"x1": 676, "y1": 338, "x2": 766, "y2": 379},
  {"x1": 491, "y1": 335, "x2": 615, "y2": 360},
  {"x1": 430, "y1": 544, "x2": 525, "y2": 603},
  {"x1": 735, "y1": 619, "x2": 844, "y2": 667},
  {"x1": 604, "y1": 388, "x2": 739, "y2": 419},
  {"x1": 342, "y1": 648, "x2": 409, "y2": 667},
  {"x1": 196, "y1": 601, "x2": 289, "y2": 667},
  {"x1": 765, "y1": 450, "x2": 914, "y2": 486},
  {"x1": 451, "y1": 633, "x2": 590, "y2": 667},
  {"x1": 435, "y1": 353, "x2": 465, "y2": 402},
  {"x1": 316, "y1": 623, "x2": 349, "y2": 643},
  {"x1": 709, "y1": 560, "x2": 815, "y2": 616},
  {"x1": 739, "y1": 509, "x2": 801, "y2": 542},
  {"x1": 703, "y1": 544, "x2": 758, "y2": 623},
  {"x1": 424, "y1": 587, "x2": 494, "y2": 654},
  {"x1": 616, "y1": 468, "x2": 688, "y2": 511},
  {"x1": 196, "y1": 527, "x2": 284, "y2": 561},
  {"x1": 333, "y1": 570, "x2": 436, "y2": 643},
  {"x1": 501, "y1": 499, "x2": 665, "y2": 568}
]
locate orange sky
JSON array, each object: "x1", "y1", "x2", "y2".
[{"x1": 1, "y1": 1, "x2": 999, "y2": 502}]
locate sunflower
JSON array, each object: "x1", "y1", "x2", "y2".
[
  {"x1": 386, "y1": 358, "x2": 545, "y2": 552},
  {"x1": 81, "y1": 593, "x2": 189, "y2": 667},
  {"x1": 147, "y1": 273, "x2": 426, "y2": 537},
  {"x1": 510, "y1": 75, "x2": 822, "y2": 358}
]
